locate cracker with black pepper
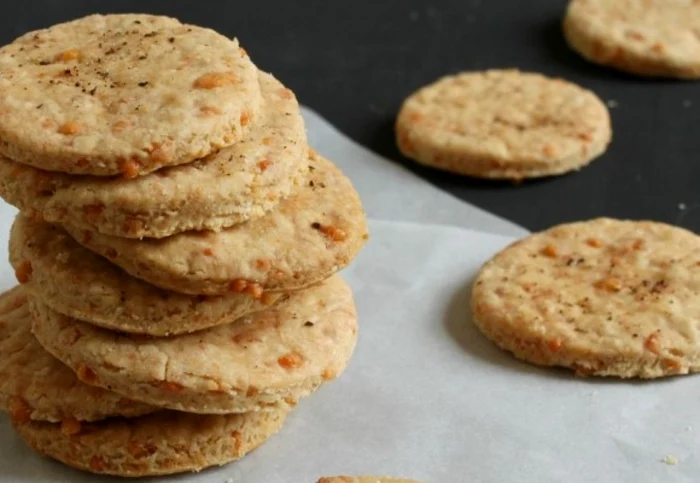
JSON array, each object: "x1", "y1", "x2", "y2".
[{"x1": 472, "y1": 218, "x2": 700, "y2": 378}]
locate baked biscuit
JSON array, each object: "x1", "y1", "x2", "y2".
[
  {"x1": 396, "y1": 69, "x2": 611, "y2": 180},
  {"x1": 66, "y1": 152, "x2": 368, "y2": 295},
  {"x1": 0, "y1": 14, "x2": 261, "y2": 176},
  {"x1": 13, "y1": 408, "x2": 288, "y2": 477},
  {"x1": 564, "y1": 0, "x2": 700, "y2": 79},
  {"x1": 0, "y1": 286, "x2": 155, "y2": 422},
  {"x1": 10, "y1": 216, "x2": 281, "y2": 336},
  {"x1": 472, "y1": 218, "x2": 700, "y2": 378},
  {"x1": 31, "y1": 277, "x2": 358, "y2": 413}
]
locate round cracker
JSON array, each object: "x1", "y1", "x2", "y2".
[
  {"x1": 9, "y1": 215, "x2": 282, "y2": 336},
  {"x1": 472, "y1": 218, "x2": 700, "y2": 378},
  {"x1": 0, "y1": 286, "x2": 155, "y2": 423},
  {"x1": 65, "y1": 151, "x2": 368, "y2": 296},
  {"x1": 563, "y1": 0, "x2": 700, "y2": 79},
  {"x1": 30, "y1": 276, "x2": 358, "y2": 413},
  {"x1": 0, "y1": 14, "x2": 261, "y2": 177},
  {"x1": 12, "y1": 407, "x2": 288, "y2": 477},
  {"x1": 0, "y1": 72, "x2": 306, "y2": 239},
  {"x1": 396, "y1": 69, "x2": 611, "y2": 180},
  {"x1": 318, "y1": 478, "x2": 420, "y2": 483}
]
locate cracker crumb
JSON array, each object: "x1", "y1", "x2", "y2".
[
  {"x1": 678, "y1": 202, "x2": 687, "y2": 210},
  {"x1": 606, "y1": 99, "x2": 618, "y2": 109},
  {"x1": 682, "y1": 99, "x2": 692, "y2": 108},
  {"x1": 662, "y1": 455, "x2": 678, "y2": 465}
]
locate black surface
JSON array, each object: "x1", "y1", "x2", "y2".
[{"x1": 3, "y1": 1, "x2": 699, "y2": 232}]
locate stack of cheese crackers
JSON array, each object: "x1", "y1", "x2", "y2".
[{"x1": 0, "y1": 13, "x2": 368, "y2": 477}]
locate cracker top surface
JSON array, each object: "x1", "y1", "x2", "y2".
[
  {"x1": 396, "y1": 69, "x2": 610, "y2": 179},
  {"x1": 0, "y1": 14, "x2": 261, "y2": 176},
  {"x1": 472, "y1": 218, "x2": 700, "y2": 378}
]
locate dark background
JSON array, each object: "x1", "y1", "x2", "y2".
[{"x1": 3, "y1": 1, "x2": 699, "y2": 232}]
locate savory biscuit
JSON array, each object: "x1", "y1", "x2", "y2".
[
  {"x1": 0, "y1": 286, "x2": 155, "y2": 423},
  {"x1": 10, "y1": 215, "x2": 281, "y2": 336},
  {"x1": 563, "y1": 0, "x2": 700, "y2": 79},
  {"x1": 0, "y1": 72, "x2": 306, "y2": 238},
  {"x1": 0, "y1": 14, "x2": 261, "y2": 176},
  {"x1": 13, "y1": 408, "x2": 288, "y2": 477},
  {"x1": 66, "y1": 152, "x2": 368, "y2": 295},
  {"x1": 396, "y1": 69, "x2": 611, "y2": 180},
  {"x1": 472, "y1": 218, "x2": 700, "y2": 378},
  {"x1": 31, "y1": 277, "x2": 358, "y2": 413}
]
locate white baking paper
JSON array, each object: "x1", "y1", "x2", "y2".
[{"x1": 2, "y1": 220, "x2": 698, "y2": 483}]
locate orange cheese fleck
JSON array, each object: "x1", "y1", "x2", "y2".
[
  {"x1": 240, "y1": 110, "x2": 250, "y2": 126},
  {"x1": 246, "y1": 283, "x2": 264, "y2": 300},
  {"x1": 58, "y1": 122, "x2": 81, "y2": 135},
  {"x1": 547, "y1": 338, "x2": 563, "y2": 352},
  {"x1": 9, "y1": 396, "x2": 31, "y2": 423},
  {"x1": 193, "y1": 72, "x2": 238, "y2": 89},
  {"x1": 76, "y1": 363, "x2": 98, "y2": 384},
  {"x1": 230, "y1": 279, "x2": 249, "y2": 293},
  {"x1": 119, "y1": 159, "x2": 140, "y2": 180},
  {"x1": 278, "y1": 352, "x2": 304, "y2": 369},
  {"x1": 542, "y1": 144, "x2": 556, "y2": 157},
  {"x1": 61, "y1": 418, "x2": 82, "y2": 436},
  {"x1": 56, "y1": 49, "x2": 81, "y2": 62},
  {"x1": 14, "y1": 260, "x2": 33, "y2": 284},
  {"x1": 644, "y1": 331, "x2": 661, "y2": 354},
  {"x1": 541, "y1": 244, "x2": 558, "y2": 258},
  {"x1": 595, "y1": 277, "x2": 623, "y2": 292}
]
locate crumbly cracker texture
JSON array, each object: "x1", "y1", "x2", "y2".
[
  {"x1": 0, "y1": 14, "x2": 261, "y2": 176},
  {"x1": 564, "y1": 0, "x2": 700, "y2": 79},
  {"x1": 396, "y1": 69, "x2": 611, "y2": 180},
  {"x1": 12, "y1": 407, "x2": 288, "y2": 477},
  {"x1": 0, "y1": 286, "x2": 155, "y2": 422},
  {"x1": 9, "y1": 215, "x2": 281, "y2": 336},
  {"x1": 31, "y1": 277, "x2": 358, "y2": 413},
  {"x1": 472, "y1": 218, "x2": 700, "y2": 378}
]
